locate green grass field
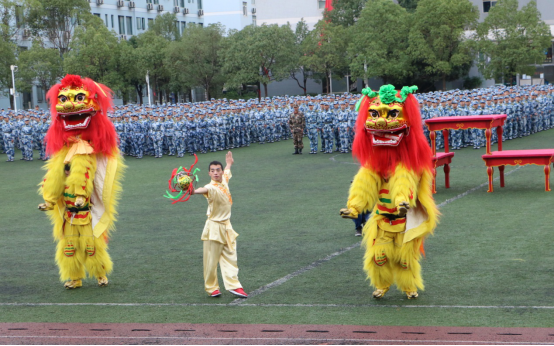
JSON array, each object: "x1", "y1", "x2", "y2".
[{"x1": 1, "y1": 130, "x2": 554, "y2": 327}]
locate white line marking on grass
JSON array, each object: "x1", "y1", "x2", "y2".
[
  {"x1": 2, "y1": 302, "x2": 554, "y2": 309},
  {"x1": 3, "y1": 166, "x2": 525, "y2": 311},
  {"x1": 229, "y1": 242, "x2": 362, "y2": 305},
  {"x1": 329, "y1": 154, "x2": 359, "y2": 165},
  {"x1": 0, "y1": 336, "x2": 551, "y2": 345},
  {"x1": 435, "y1": 165, "x2": 523, "y2": 208},
  {"x1": 229, "y1": 164, "x2": 525, "y2": 304}
]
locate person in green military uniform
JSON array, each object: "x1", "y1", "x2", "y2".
[{"x1": 288, "y1": 104, "x2": 306, "y2": 155}]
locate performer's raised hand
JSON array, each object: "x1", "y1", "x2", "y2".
[{"x1": 225, "y1": 151, "x2": 234, "y2": 168}]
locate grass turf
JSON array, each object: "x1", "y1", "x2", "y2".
[{"x1": 1, "y1": 130, "x2": 553, "y2": 327}]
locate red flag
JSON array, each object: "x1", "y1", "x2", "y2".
[{"x1": 325, "y1": 0, "x2": 333, "y2": 11}]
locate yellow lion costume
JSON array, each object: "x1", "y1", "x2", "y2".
[
  {"x1": 38, "y1": 75, "x2": 124, "y2": 289},
  {"x1": 341, "y1": 85, "x2": 438, "y2": 299}
]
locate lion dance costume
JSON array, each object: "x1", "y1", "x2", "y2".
[
  {"x1": 38, "y1": 75, "x2": 124, "y2": 289},
  {"x1": 340, "y1": 85, "x2": 438, "y2": 299}
]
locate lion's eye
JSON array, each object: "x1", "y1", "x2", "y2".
[
  {"x1": 388, "y1": 110, "x2": 399, "y2": 118},
  {"x1": 370, "y1": 110, "x2": 379, "y2": 118},
  {"x1": 75, "y1": 94, "x2": 85, "y2": 102},
  {"x1": 59, "y1": 95, "x2": 67, "y2": 103}
]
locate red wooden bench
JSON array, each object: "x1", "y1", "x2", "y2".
[
  {"x1": 432, "y1": 152, "x2": 455, "y2": 193},
  {"x1": 481, "y1": 149, "x2": 554, "y2": 192}
]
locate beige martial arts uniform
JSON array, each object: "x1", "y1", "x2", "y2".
[{"x1": 201, "y1": 169, "x2": 243, "y2": 293}]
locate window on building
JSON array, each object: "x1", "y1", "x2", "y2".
[
  {"x1": 105, "y1": 14, "x2": 108, "y2": 27},
  {"x1": 483, "y1": 1, "x2": 497, "y2": 13},
  {"x1": 181, "y1": 21, "x2": 186, "y2": 33},
  {"x1": 252, "y1": 15, "x2": 256, "y2": 26},
  {"x1": 198, "y1": 22, "x2": 203, "y2": 27},
  {"x1": 146, "y1": 0, "x2": 152, "y2": 2},
  {"x1": 243, "y1": 2, "x2": 247, "y2": 16},
  {"x1": 198, "y1": 0, "x2": 202, "y2": 9},
  {"x1": 546, "y1": 47, "x2": 553, "y2": 64},
  {"x1": 180, "y1": 0, "x2": 185, "y2": 6},
  {"x1": 153, "y1": 0, "x2": 159, "y2": 4},
  {"x1": 111, "y1": 15, "x2": 114, "y2": 28},
  {"x1": 148, "y1": 18, "x2": 154, "y2": 28},
  {"x1": 118, "y1": 16, "x2": 125, "y2": 35},
  {"x1": 136, "y1": 17, "x2": 142, "y2": 30},
  {"x1": 318, "y1": 0, "x2": 326, "y2": 9},
  {"x1": 174, "y1": 0, "x2": 179, "y2": 6},
  {"x1": 126, "y1": 16, "x2": 133, "y2": 35},
  {"x1": 93, "y1": 13, "x2": 100, "y2": 18}
]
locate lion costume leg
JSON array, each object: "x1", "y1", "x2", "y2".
[
  {"x1": 363, "y1": 224, "x2": 395, "y2": 297},
  {"x1": 82, "y1": 232, "x2": 113, "y2": 285},
  {"x1": 393, "y1": 237, "x2": 424, "y2": 298},
  {"x1": 56, "y1": 223, "x2": 86, "y2": 286}
]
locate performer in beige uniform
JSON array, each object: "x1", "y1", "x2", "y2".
[{"x1": 192, "y1": 151, "x2": 248, "y2": 298}]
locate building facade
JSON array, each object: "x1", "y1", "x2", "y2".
[
  {"x1": 468, "y1": 0, "x2": 554, "y2": 86},
  {"x1": 255, "y1": 0, "x2": 326, "y2": 30}
]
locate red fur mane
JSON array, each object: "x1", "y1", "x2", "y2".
[
  {"x1": 45, "y1": 75, "x2": 118, "y2": 157},
  {"x1": 352, "y1": 92, "x2": 432, "y2": 176}
]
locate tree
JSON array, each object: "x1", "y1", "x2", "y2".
[
  {"x1": 348, "y1": 0, "x2": 413, "y2": 86},
  {"x1": 289, "y1": 18, "x2": 314, "y2": 95},
  {"x1": 134, "y1": 30, "x2": 171, "y2": 104},
  {"x1": 148, "y1": 12, "x2": 180, "y2": 41},
  {"x1": 0, "y1": 0, "x2": 18, "y2": 42},
  {"x1": 300, "y1": 20, "x2": 349, "y2": 93},
  {"x1": 166, "y1": 23, "x2": 225, "y2": 100},
  {"x1": 26, "y1": 0, "x2": 91, "y2": 57},
  {"x1": 409, "y1": 0, "x2": 478, "y2": 90},
  {"x1": 474, "y1": 0, "x2": 551, "y2": 84},
  {"x1": 0, "y1": 0, "x2": 18, "y2": 108},
  {"x1": 324, "y1": 0, "x2": 367, "y2": 27},
  {"x1": 397, "y1": 0, "x2": 419, "y2": 13},
  {"x1": 0, "y1": 36, "x2": 17, "y2": 108},
  {"x1": 63, "y1": 15, "x2": 121, "y2": 89},
  {"x1": 117, "y1": 40, "x2": 146, "y2": 104},
  {"x1": 16, "y1": 39, "x2": 63, "y2": 94},
  {"x1": 222, "y1": 24, "x2": 296, "y2": 98}
]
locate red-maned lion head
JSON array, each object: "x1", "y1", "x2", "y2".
[
  {"x1": 352, "y1": 85, "x2": 432, "y2": 177},
  {"x1": 45, "y1": 75, "x2": 118, "y2": 156}
]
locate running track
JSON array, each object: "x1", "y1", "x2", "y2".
[{"x1": 1, "y1": 323, "x2": 553, "y2": 344}]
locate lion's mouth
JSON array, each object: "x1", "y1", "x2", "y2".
[
  {"x1": 366, "y1": 125, "x2": 409, "y2": 147},
  {"x1": 58, "y1": 108, "x2": 96, "y2": 131}
]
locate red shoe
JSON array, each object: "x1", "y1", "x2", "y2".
[
  {"x1": 229, "y1": 288, "x2": 248, "y2": 298},
  {"x1": 210, "y1": 290, "x2": 221, "y2": 297}
]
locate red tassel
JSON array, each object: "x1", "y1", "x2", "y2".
[{"x1": 419, "y1": 240, "x2": 426, "y2": 257}]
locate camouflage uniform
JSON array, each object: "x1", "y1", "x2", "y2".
[
  {"x1": 2, "y1": 118, "x2": 15, "y2": 162},
  {"x1": 288, "y1": 108, "x2": 305, "y2": 154}
]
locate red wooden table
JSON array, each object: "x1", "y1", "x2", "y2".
[
  {"x1": 425, "y1": 115, "x2": 507, "y2": 155},
  {"x1": 482, "y1": 149, "x2": 554, "y2": 192},
  {"x1": 425, "y1": 115, "x2": 507, "y2": 192}
]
